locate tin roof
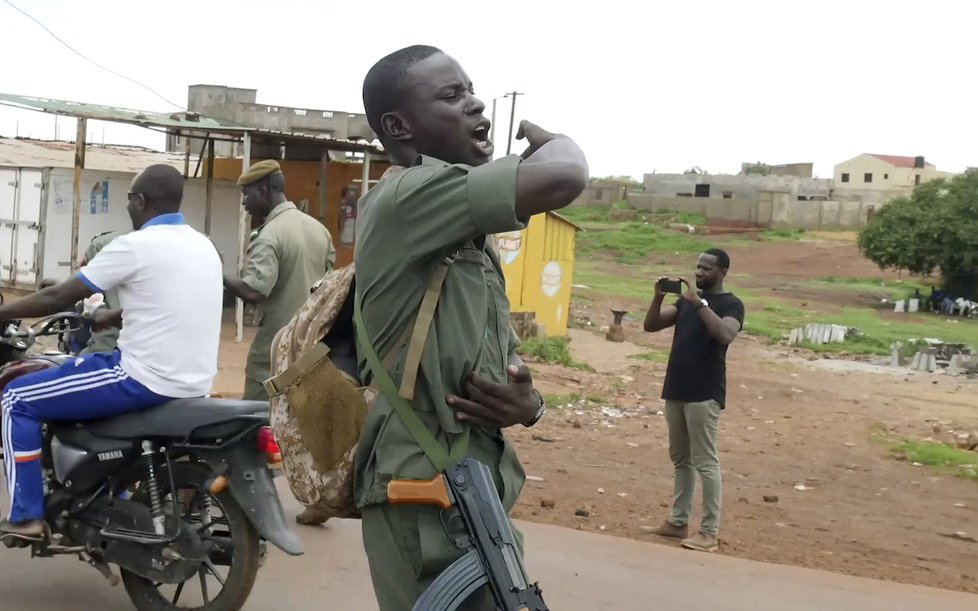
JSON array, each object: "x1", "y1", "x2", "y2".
[
  {"x1": 0, "y1": 93, "x2": 243, "y2": 131},
  {"x1": 867, "y1": 154, "x2": 935, "y2": 169},
  {"x1": 0, "y1": 92, "x2": 386, "y2": 155},
  {"x1": 548, "y1": 211, "x2": 584, "y2": 231},
  {"x1": 0, "y1": 137, "x2": 193, "y2": 173}
]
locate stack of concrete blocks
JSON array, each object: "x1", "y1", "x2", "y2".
[
  {"x1": 947, "y1": 354, "x2": 978, "y2": 376},
  {"x1": 890, "y1": 342, "x2": 904, "y2": 367},
  {"x1": 788, "y1": 323, "x2": 849, "y2": 346},
  {"x1": 893, "y1": 299, "x2": 920, "y2": 313},
  {"x1": 910, "y1": 348, "x2": 938, "y2": 372}
]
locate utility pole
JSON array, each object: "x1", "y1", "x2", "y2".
[
  {"x1": 490, "y1": 97, "x2": 497, "y2": 145},
  {"x1": 504, "y1": 91, "x2": 524, "y2": 155}
]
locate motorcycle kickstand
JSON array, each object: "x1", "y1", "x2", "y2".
[{"x1": 79, "y1": 551, "x2": 121, "y2": 587}]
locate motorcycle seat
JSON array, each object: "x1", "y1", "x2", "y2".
[{"x1": 84, "y1": 397, "x2": 269, "y2": 440}]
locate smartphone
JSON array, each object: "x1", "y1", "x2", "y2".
[{"x1": 659, "y1": 278, "x2": 685, "y2": 295}]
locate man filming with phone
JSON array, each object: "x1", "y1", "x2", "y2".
[{"x1": 643, "y1": 248, "x2": 745, "y2": 553}]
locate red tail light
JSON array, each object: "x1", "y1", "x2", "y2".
[{"x1": 257, "y1": 426, "x2": 282, "y2": 465}]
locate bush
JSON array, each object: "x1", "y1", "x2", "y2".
[{"x1": 518, "y1": 336, "x2": 593, "y2": 371}]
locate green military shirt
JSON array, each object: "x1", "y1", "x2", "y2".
[
  {"x1": 353, "y1": 154, "x2": 527, "y2": 512},
  {"x1": 242, "y1": 201, "x2": 336, "y2": 399},
  {"x1": 81, "y1": 231, "x2": 122, "y2": 354}
]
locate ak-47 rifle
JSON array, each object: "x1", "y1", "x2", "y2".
[{"x1": 388, "y1": 457, "x2": 549, "y2": 611}]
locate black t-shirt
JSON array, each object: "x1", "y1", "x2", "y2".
[{"x1": 661, "y1": 293, "x2": 745, "y2": 408}]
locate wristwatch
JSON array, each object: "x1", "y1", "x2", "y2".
[
  {"x1": 695, "y1": 298, "x2": 709, "y2": 311},
  {"x1": 523, "y1": 389, "x2": 546, "y2": 427}
]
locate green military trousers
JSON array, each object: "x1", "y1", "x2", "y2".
[{"x1": 361, "y1": 502, "x2": 524, "y2": 611}]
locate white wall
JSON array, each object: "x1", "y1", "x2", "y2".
[{"x1": 41, "y1": 168, "x2": 242, "y2": 282}]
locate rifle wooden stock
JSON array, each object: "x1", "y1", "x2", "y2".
[{"x1": 387, "y1": 475, "x2": 454, "y2": 509}]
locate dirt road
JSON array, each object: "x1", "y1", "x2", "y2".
[{"x1": 1, "y1": 479, "x2": 976, "y2": 610}]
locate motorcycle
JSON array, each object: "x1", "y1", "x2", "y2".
[{"x1": 0, "y1": 306, "x2": 303, "y2": 610}]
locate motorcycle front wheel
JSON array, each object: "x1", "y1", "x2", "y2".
[{"x1": 121, "y1": 462, "x2": 262, "y2": 611}]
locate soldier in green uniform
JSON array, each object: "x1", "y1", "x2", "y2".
[
  {"x1": 356, "y1": 45, "x2": 589, "y2": 610},
  {"x1": 223, "y1": 158, "x2": 336, "y2": 409},
  {"x1": 79, "y1": 231, "x2": 123, "y2": 354}
]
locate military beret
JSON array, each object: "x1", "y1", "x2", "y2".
[{"x1": 237, "y1": 159, "x2": 282, "y2": 186}]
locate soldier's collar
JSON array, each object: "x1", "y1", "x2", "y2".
[{"x1": 265, "y1": 200, "x2": 297, "y2": 223}]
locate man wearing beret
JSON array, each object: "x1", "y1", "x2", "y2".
[{"x1": 224, "y1": 161, "x2": 336, "y2": 522}]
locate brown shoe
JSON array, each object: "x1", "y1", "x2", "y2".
[
  {"x1": 0, "y1": 519, "x2": 46, "y2": 538},
  {"x1": 645, "y1": 520, "x2": 688, "y2": 539},
  {"x1": 681, "y1": 531, "x2": 719, "y2": 552},
  {"x1": 295, "y1": 507, "x2": 330, "y2": 526}
]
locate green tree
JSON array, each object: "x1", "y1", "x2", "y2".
[
  {"x1": 597, "y1": 175, "x2": 640, "y2": 185},
  {"x1": 743, "y1": 161, "x2": 771, "y2": 176},
  {"x1": 858, "y1": 169, "x2": 978, "y2": 296}
]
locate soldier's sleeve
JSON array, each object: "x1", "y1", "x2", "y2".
[
  {"x1": 390, "y1": 155, "x2": 525, "y2": 261},
  {"x1": 325, "y1": 231, "x2": 336, "y2": 273},
  {"x1": 241, "y1": 232, "x2": 279, "y2": 298}
]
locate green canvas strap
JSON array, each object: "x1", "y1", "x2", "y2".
[
  {"x1": 398, "y1": 254, "x2": 457, "y2": 401},
  {"x1": 354, "y1": 257, "x2": 469, "y2": 471}
]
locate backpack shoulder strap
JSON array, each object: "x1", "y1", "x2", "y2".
[
  {"x1": 354, "y1": 254, "x2": 468, "y2": 471},
  {"x1": 397, "y1": 253, "x2": 457, "y2": 401}
]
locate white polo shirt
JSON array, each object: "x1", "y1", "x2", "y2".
[{"x1": 78, "y1": 213, "x2": 223, "y2": 398}]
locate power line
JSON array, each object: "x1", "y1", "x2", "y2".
[{"x1": 1, "y1": 0, "x2": 183, "y2": 109}]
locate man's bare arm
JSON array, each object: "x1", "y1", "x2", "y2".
[
  {"x1": 697, "y1": 308, "x2": 740, "y2": 346},
  {"x1": 0, "y1": 277, "x2": 92, "y2": 320},
  {"x1": 644, "y1": 295, "x2": 678, "y2": 332},
  {"x1": 644, "y1": 278, "x2": 679, "y2": 332},
  {"x1": 223, "y1": 275, "x2": 267, "y2": 304},
  {"x1": 514, "y1": 122, "x2": 589, "y2": 219}
]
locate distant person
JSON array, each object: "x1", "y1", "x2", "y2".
[
  {"x1": 223, "y1": 159, "x2": 336, "y2": 403},
  {"x1": 642, "y1": 248, "x2": 745, "y2": 553},
  {"x1": 339, "y1": 185, "x2": 359, "y2": 247},
  {"x1": 222, "y1": 160, "x2": 336, "y2": 526},
  {"x1": 78, "y1": 231, "x2": 123, "y2": 354}
]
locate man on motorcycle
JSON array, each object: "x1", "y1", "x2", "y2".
[{"x1": 0, "y1": 164, "x2": 223, "y2": 537}]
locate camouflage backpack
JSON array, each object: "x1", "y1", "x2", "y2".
[{"x1": 263, "y1": 170, "x2": 465, "y2": 520}]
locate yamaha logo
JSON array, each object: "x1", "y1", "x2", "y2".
[{"x1": 97, "y1": 450, "x2": 124, "y2": 462}]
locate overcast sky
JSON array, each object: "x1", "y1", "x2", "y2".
[{"x1": 1, "y1": 0, "x2": 974, "y2": 180}]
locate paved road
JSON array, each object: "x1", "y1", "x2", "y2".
[{"x1": 1, "y1": 479, "x2": 976, "y2": 610}]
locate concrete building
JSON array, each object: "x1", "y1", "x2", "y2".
[
  {"x1": 642, "y1": 171, "x2": 833, "y2": 203},
  {"x1": 832, "y1": 153, "x2": 954, "y2": 204},
  {"x1": 165, "y1": 84, "x2": 376, "y2": 158}
]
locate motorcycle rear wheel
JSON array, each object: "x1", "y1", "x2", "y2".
[{"x1": 120, "y1": 462, "x2": 261, "y2": 611}]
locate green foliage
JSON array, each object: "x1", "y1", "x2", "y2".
[
  {"x1": 595, "y1": 175, "x2": 640, "y2": 185},
  {"x1": 743, "y1": 161, "x2": 771, "y2": 176},
  {"x1": 858, "y1": 169, "x2": 978, "y2": 287},
  {"x1": 761, "y1": 228, "x2": 807, "y2": 241},
  {"x1": 560, "y1": 205, "x2": 610, "y2": 224},
  {"x1": 518, "y1": 336, "x2": 593, "y2": 371},
  {"x1": 630, "y1": 350, "x2": 670, "y2": 363},
  {"x1": 887, "y1": 439, "x2": 978, "y2": 481},
  {"x1": 671, "y1": 212, "x2": 708, "y2": 225},
  {"x1": 576, "y1": 222, "x2": 704, "y2": 263}
]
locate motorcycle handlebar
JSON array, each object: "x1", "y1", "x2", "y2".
[{"x1": 0, "y1": 312, "x2": 89, "y2": 349}]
